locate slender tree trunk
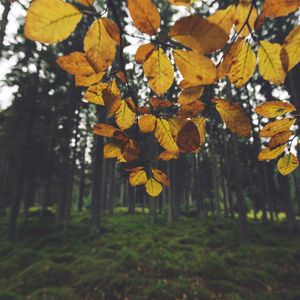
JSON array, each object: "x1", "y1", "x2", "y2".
[{"x1": 0, "y1": 1, "x2": 11, "y2": 57}]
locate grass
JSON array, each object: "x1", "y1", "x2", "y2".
[{"x1": 0, "y1": 210, "x2": 300, "y2": 299}]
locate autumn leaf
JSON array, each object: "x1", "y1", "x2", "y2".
[
  {"x1": 193, "y1": 117, "x2": 206, "y2": 145},
  {"x1": 264, "y1": 0, "x2": 300, "y2": 18},
  {"x1": 128, "y1": 0, "x2": 160, "y2": 35},
  {"x1": 155, "y1": 118, "x2": 179, "y2": 153},
  {"x1": 121, "y1": 139, "x2": 140, "y2": 162},
  {"x1": 169, "y1": 15, "x2": 229, "y2": 54},
  {"x1": 174, "y1": 50, "x2": 217, "y2": 88},
  {"x1": 75, "y1": 73, "x2": 104, "y2": 87},
  {"x1": 84, "y1": 19, "x2": 117, "y2": 72},
  {"x1": 84, "y1": 83, "x2": 108, "y2": 106},
  {"x1": 258, "y1": 41, "x2": 286, "y2": 85},
  {"x1": 234, "y1": 0, "x2": 258, "y2": 37},
  {"x1": 284, "y1": 24, "x2": 300, "y2": 71},
  {"x1": 277, "y1": 153, "x2": 299, "y2": 175},
  {"x1": 103, "y1": 143, "x2": 121, "y2": 159},
  {"x1": 143, "y1": 48, "x2": 174, "y2": 95},
  {"x1": 151, "y1": 168, "x2": 170, "y2": 186},
  {"x1": 115, "y1": 100, "x2": 136, "y2": 131},
  {"x1": 146, "y1": 178, "x2": 163, "y2": 197},
  {"x1": 101, "y1": 18, "x2": 121, "y2": 45},
  {"x1": 135, "y1": 43, "x2": 156, "y2": 64},
  {"x1": 138, "y1": 115, "x2": 157, "y2": 134},
  {"x1": 102, "y1": 80, "x2": 122, "y2": 117},
  {"x1": 24, "y1": 0, "x2": 82, "y2": 44},
  {"x1": 178, "y1": 87, "x2": 205, "y2": 117},
  {"x1": 168, "y1": 0, "x2": 195, "y2": 6},
  {"x1": 213, "y1": 99, "x2": 251, "y2": 137},
  {"x1": 177, "y1": 120, "x2": 201, "y2": 153},
  {"x1": 258, "y1": 144, "x2": 287, "y2": 161},
  {"x1": 227, "y1": 41, "x2": 256, "y2": 88},
  {"x1": 255, "y1": 101, "x2": 296, "y2": 118},
  {"x1": 259, "y1": 118, "x2": 296, "y2": 138},
  {"x1": 129, "y1": 170, "x2": 148, "y2": 186},
  {"x1": 269, "y1": 131, "x2": 293, "y2": 149},
  {"x1": 93, "y1": 124, "x2": 120, "y2": 138},
  {"x1": 157, "y1": 151, "x2": 179, "y2": 161},
  {"x1": 218, "y1": 39, "x2": 244, "y2": 79},
  {"x1": 208, "y1": 5, "x2": 235, "y2": 35}
]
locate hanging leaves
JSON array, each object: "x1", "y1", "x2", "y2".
[
  {"x1": 146, "y1": 178, "x2": 163, "y2": 197},
  {"x1": 277, "y1": 153, "x2": 299, "y2": 175},
  {"x1": 169, "y1": 15, "x2": 229, "y2": 54},
  {"x1": 213, "y1": 99, "x2": 251, "y2": 137},
  {"x1": 173, "y1": 50, "x2": 217, "y2": 88},
  {"x1": 155, "y1": 118, "x2": 179, "y2": 153},
  {"x1": 258, "y1": 144, "x2": 287, "y2": 161},
  {"x1": 143, "y1": 48, "x2": 174, "y2": 95},
  {"x1": 84, "y1": 83, "x2": 108, "y2": 105},
  {"x1": 24, "y1": 0, "x2": 82, "y2": 44},
  {"x1": 151, "y1": 168, "x2": 170, "y2": 186},
  {"x1": 255, "y1": 101, "x2": 296, "y2": 118},
  {"x1": 227, "y1": 41, "x2": 256, "y2": 87},
  {"x1": 84, "y1": 19, "x2": 117, "y2": 73},
  {"x1": 259, "y1": 118, "x2": 296, "y2": 138},
  {"x1": 263, "y1": 0, "x2": 300, "y2": 18},
  {"x1": 75, "y1": 0, "x2": 95, "y2": 6},
  {"x1": 283, "y1": 24, "x2": 300, "y2": 71},
  {"x1": 129, "y1": 169, "x2": 148, "y2": 186},
  {"x1": 258, "y1": 41, "x2": 286, "y2": 85},
  {"x1": 115, "y1": 100, "x2": 136, "y2": 131},
  {"x1": 128, "y1": 0, "x2": 160, "y2": 35},
  {"x1": 138, "y1": 115, "x2": 157, "y2": 134},
  {"x1": 102, "y1": 80, "x2": 122, "y2": 117}
]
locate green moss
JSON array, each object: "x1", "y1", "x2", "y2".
[
  {"x1": 29, "y1": 288, "x2": 79, "y2": 300},
  {"x1": 0, "y1": 291, "x2": 22, "y2": 300},
  {"x1": 8, "y1": 260, "x2": 71, "y2": 294}
]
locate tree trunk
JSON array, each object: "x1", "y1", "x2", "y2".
[{"x1": 0, "y1": 1, "x2": 11, "y2": 57}]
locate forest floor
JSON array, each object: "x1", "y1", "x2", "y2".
[{"x1": 0, "y1": 210, "x2": 300, "y2": 300}]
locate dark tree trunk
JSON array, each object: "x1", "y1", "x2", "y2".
[{"x1": 0, "y1": 1, "x2": 11, "y2": 57}]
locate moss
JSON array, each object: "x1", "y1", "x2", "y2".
[
  {"x1": 206, "y1": 280, "x2": 239, "y2": 293},
  {"x1": 9, "y1": 260, "x2": 71, "y2": 294},
  {"x1": 0, "y1": 291, "x2": 22, "y2": 300},
  {"x1": 29, "y1": 288, "x2": 79, "y2": 300}
]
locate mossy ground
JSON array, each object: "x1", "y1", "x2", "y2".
[{"x1": 0, "y1": 210, "x2": 300, "y2": 300}]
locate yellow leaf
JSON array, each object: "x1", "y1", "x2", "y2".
[
  {"x1": 208, "y1": 5, "x2": 235, "y2": 35},
  {"x1": 101, "y1": 18, "x2": 120, "y2": 45},
  {"x1": 192, "y1": 117, "x2": 206, "y2": 145},
  {"x1": 234, "y1": 0, "x2": 258, "y2": 37},
  {"x1": 128, "y1": 0, "x2": 160, "y2": 35},
  {"x1": 284, "y1": 24, "x2": 300, "y2": 71},
  {"x1": 213, "y1": 99, "x2": 251, "y2": 137},
  {"x1": 143, "y1": 48, "x2": 174, "y2": 95},
  {"x1": 145, "y1": 178, "x2": 163, "y2": 197},
  {"x1": 75, "y1": 73, "x2": 104, "y2": 87},
  {"x1": 155, "y1": 118, "x2": 179, "y2": 153},
  {"x1": 84, "y1": 83, "x2": 108, "y2": 106},
  {"x1": 258, "y1": 41, "x2": 286, "y2": 85},
  {"x1": 103, "y1": 143, "x2": 121, "y2": 159},
  {"x1": 168, "y1": 0, "x2": 194, "y2": 6},
  {"x1": 259, "y1": 118, "x2": 296, "y2": 138},
  {"x1": 217, "y1": 38, "x2": 244, "y2": 79},
  {"x1": 151, "y1": 168, "x2": 170, "y2": 186},
  {"x1": 93, "y1": 124, "x2": 120, "y2": 137},
  {"x1": 138, "y1": 115, "x2": 157, "y2": 134},
  {"x1": 157, "y1": 151, "x2": 179, "y2": 161},
  {"x1": 169, "y1": 15, "x2": 229, "y2": 54},
  {"x1": 24, "y1": 0, "x2": 82, "y2": 44},
  {"x1": 56, "y1": 52, "x2": 95, "y2": 76},
  {"x1": 129, "y1": 170, "x2": 148, "y2": 186},
  {"x1": 75, "y1": 0, "x2": 94, "y2": 6},
  {"x1": 135, "y1": 43, "x2": 156, "y2": 64},
  {"x1": 269, "y1": 130, "x2": 293, "y2": 149},
  {"x1": 264, "y1": 0, "x2": 300, "y2": 18},
  {"x1": 255, "y1": 101, "x2": 296, "y2": 118},
  {"x1": 258, "y1": 144, "x2": 287, "y2": 161},
  {"x1": 84, "y1": 19, "x2": 117, "y2": 72},
  {"x1": 102, "y1": 80, "x2": 122, "y2": 117},
  {"x1": 277, "y1": 153, "x2": 299, "y2": 175},
  {"x1": 178, "y1": 87, "x2": 205, "y2": 117},
  {"x1": 115, "y1": 100, "x2": 136, "y2": 131},
  {"x1": 173, "y1": 50, "x2": 217, "y2": 88},
  {"x1": 228, "y1": 41, "x2": 256, "y2": 87}
]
